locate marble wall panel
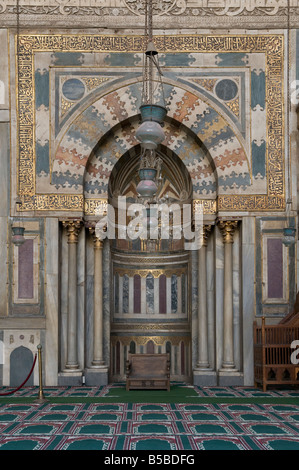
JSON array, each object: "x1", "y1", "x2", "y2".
[
  {"x1": 255, "y1": 217, "x2": 296, "y2": 318},
  {"x1": 18, "y1": 240, "x2": 34, "y2": 299},
  {"x1": 146, "y1": 274, "x2": 154, "y2": 314},
  {"x1": 123, "y1": 274, "x2": 129, "y2": 313},
  {"x1": 0, "y1": 29, "x2": 8, "y2": 110},
  {"x1": 133, "y1": 274, "x2": 141, "y2": 314},
  {"x1": 9, "y1": 220, "x2": 44, "y2": 315},
  {"x1": 267, "y1": 238, "x2": 284, "y2": 299},
  {"x1": 159, "y1": 274, "x2": 167, "y2": 314},
  {"x1": 171, "y1": 274, "x2": 178, "y2": 313}
]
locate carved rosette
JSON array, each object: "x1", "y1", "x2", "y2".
[
  {"x1": 62, "y1": 219, "x2": 82, "y2": 244},
  {"x1": 218, "y1": 220, "x2": 238, "y2": 244}
]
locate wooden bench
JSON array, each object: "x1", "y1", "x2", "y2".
[
  {"x1": 126, "y1": 353, "x2": 170, "y2": 391},
  {"x1": 254, "y1": 311, "x2": 299, "y2": 392}
]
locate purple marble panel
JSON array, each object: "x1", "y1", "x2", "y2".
[
  {"x1": 134, "y1": 274, "x2": 141, "y2": 313},
  {"x1": 267, "y1": 238, "x2": 283, "y2": 299},
  {"x1": 159, "y1": 274, "x2": 166, "y2": 314},
  {"x1": 18, "y1": 239, "x2": 34, "y2": 299}
]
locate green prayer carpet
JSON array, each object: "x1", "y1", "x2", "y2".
[{"x1": 0, "y1": 383, "x2": 298, "y2": 450}]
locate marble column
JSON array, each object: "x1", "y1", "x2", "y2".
[
  {"x1": 242, "y1": 217, "x2": 255, "y2": 385},
  {"x1": 62, "y1": 219, "x2": 82, "y2": 373},
  {"x1": 45, "y1": 218, "x2": 59, "y2": 386},
  {"x1": 85, "y1": 227, "x2": 108, "y2": 385},
  {"x1": 197, "y1": 225, "x2": 212, "y2": 369},
  {"x1": 218, "y1": 220, "x2": 239, "y2": 375},
  {"x1": 0, "y1": 29, "x2": 9, "y2": 317},
  {"x1": 91, "y1": 234, "x2": 105, "y2": 367},
  {"x1": 0, "y1": 118, "x2": 9, "y2": 316},
  {"x1": 193, "y1": 225, "x2": 217, "y2": 386}
]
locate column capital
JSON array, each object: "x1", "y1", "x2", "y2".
[
  {"x1": 202, "y1": 224, "x2": 212, "y2": 247},
  {"x1": 218, "y1": 219, "x2": 238, "y2": 244},
  {"x1": 62, "y1": 219, "x2": 82, "y2": 243},
  {"x1": 88, "y1": 226, "x2": 104, "y2": 249}
]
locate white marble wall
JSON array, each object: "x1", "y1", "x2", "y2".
[
  {"x1": 3, "y1": 330, "x2": 40, "y2": 386},
  {"x1": 0, "y1": 29, "x2": 8, "y2": 111}
]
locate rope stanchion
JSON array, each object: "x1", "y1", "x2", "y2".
[
  {"x1": 34, "y1": 344, "x2": 48, "y2": 403},
  {"x1": 0, "y1": 353, "x2": 37, "y2": 396}
]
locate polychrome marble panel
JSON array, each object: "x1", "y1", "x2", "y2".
[{"x1": 14, "y1": 33, "x2": 285, "y2": 214}]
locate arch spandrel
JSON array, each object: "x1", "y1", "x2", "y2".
[{"x1": 52, "y1": 81, "x2": 251, "y2": 199}]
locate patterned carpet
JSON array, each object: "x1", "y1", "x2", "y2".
[{"x1": 0, "y1": 384, "x2": 299, "y2": 450}]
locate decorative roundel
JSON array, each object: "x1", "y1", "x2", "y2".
[
  {"x1": 215, "y1": 79, "x2": 238, "y2": 101},
  {"x1": 62, "y1": 78, "x2": 85, "y2": 101}
]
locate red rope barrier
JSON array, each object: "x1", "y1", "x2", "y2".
[{"x1": 0, "y1": 353, "x2": 37, "y2": 396}]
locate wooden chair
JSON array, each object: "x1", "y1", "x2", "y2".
[
  {"x1": 126, "y1": 353, "x2": 170, "y2": 391},
  {"x1": 254, "y1": 303, "x2": 299, "y2": 391}
]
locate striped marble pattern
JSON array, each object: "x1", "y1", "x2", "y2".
[
  {"x1": 52, "y1": 82, "x2": 250, "y2": 198},
  {"x1": 32, "y1": 47, "x2": 269, "y2": 200}
]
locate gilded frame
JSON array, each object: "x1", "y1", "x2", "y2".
[{"x1": 15, "y1": 33, "x2": 284, "y2": 214}]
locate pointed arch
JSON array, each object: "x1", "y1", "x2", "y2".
[{"x1": 52, "y1": 80, "x2": 251, "y2": 199}]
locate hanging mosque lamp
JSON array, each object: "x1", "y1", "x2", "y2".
[{"x1": 135, "y1": 0, "x2": 167, "y2": 199}]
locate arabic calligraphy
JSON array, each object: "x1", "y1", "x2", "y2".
[
  {"x1": 0, "y1": 0, "x2": 298, "y2": 16},
  {"x1": 188, "y1": 0, "x2": 291, "y2": 16}
]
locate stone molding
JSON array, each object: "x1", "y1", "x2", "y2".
[{"x1": 1, "y1": 1, "x2": 299, "y2": 28}]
